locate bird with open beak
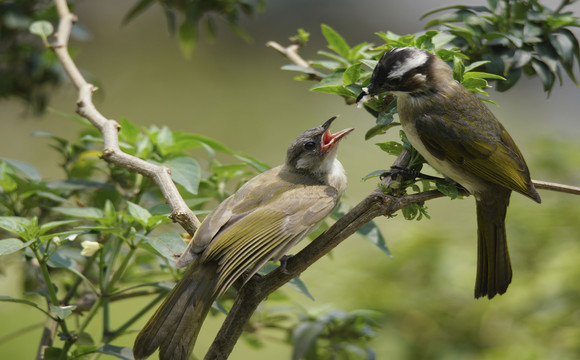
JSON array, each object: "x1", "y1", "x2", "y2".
[{"x1": 133, "y1": 116, "x2": 354, "y2": 359}]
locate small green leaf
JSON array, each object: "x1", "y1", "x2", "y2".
[
  {"x1": 49, "y1": 304, "x2": 77, "y2": 319},
  {"x1": 165, "y1": 157, "x2": 201, "y2": 195},
  {"x1": 39, "y1": 220, "x2": 79, "y2": 235},
  {"x1": 0, "y1": 216, "x2": 30, "y2": 237},
  {"x1": 96, "y1": 345, "x2": 134, "y2": 360},
  {"x1": 178, "y1": 21, "x2": 197, "y2": 59},
  {"x1": 463, "y1": 71, "x2": 505, "y2": 80},
  {"x1": 122, "y1": 0, "x2": 155, "y2": 25},
  {"x1": 53, "y1": 207, "x2": 104, "y2": 219},
  {"x1": 126, "y1": 202, "x2": 152, "y2": 227},
  {"x1": 436, "y1": 180, "x2": 460, "y2": 199},
  {"x1": 376, "y1": 141, "x2": 403, "y2": 156},
  {"x1": 29, "y1": 20, "x2": 54, "y2": 45},
  {"x1": 1, "y1": 158, "x2": 41, "y2": 181},
  {"x1": 143, "y1": 233, "x2": 187, "y2": 261},
  {"x1": 292, "y1": 321, "x2": 325, "y2": 360},
  {"x1": 321, "y1": 24, "x2": 350, "y2": 59},
  {"x1": 464, "y1": 60, "x2": 490, "y2": 72},
  {"x1": 342, "y1": 63, "x2": 361, "y2": 85},
  {"x1": 0, "y1": 238, "x2": 35, "y2": 255}
]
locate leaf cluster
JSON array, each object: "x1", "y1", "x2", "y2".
[
  {"x1": 422, "y1": 0, "x2": 580, "y2": 93},
  {"x1": 0, "y1": 116, "x2": 271, "y2": 358},
  {"x1": 0, "y1": 1, "x2": 67, "y2": 114},
  {"x1": 123, "y1": 0, "x2": 266, "y2": 58}
]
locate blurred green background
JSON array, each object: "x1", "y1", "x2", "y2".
[{"x1": 1, "y1": 0, "x2": 580, "y2": 359}]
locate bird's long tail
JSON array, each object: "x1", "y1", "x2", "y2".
[
  {"x1": 133, "y1": 260, "x2": 218, "y2": 360},
  {"x1": 474, "y1": 190, "x2": 512, "y2": 299}
]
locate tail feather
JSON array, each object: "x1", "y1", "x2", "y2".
[
  {"x1": 133, "y1": 260, "x2": 218, "y2": 360},
  {"x1": 474, "y1": 191, "x2": 512, "y2": 299}
]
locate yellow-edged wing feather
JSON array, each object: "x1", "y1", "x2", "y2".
[{"x1": 186, "y1": 165, "x2": 340, "y2": 297}]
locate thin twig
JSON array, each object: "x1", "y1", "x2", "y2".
[
  {"x1": 51, "y1": 0, "x2": 200, "y2": 235},
  {"x1": 532, "y1": 180, "x2": 580, "y2": 195}
]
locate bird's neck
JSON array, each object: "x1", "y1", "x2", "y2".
[{"x1": 284, "y1": 155, "x2": 347, "y2": 196}]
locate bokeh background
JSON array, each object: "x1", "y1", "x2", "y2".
[{"x1": 2, "y1": 0, "x2": 580, "y2": 359}]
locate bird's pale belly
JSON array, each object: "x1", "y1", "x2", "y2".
[{"x1": 401, "y1": 120, "x2": 485, "y2": 199}]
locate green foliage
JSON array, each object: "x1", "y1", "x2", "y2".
[
  {"x1": 291, "y1": 307, "x2": 381, "y2": 360},
  {"x1": 277, "y1": 11, "x2": 578, "y2": 206},
  {"x1": 0, "y1": 117, "x2": 274, "y2": 358},
  {"x1": 123, "y1": 0, "x2": 266, "y2": 57},
  {"x1": 422, "y1": 0, "x2": 580, "y2": 93},
  {"x1": 0, "y1": 1, "x2": 67, "y2": 114}
]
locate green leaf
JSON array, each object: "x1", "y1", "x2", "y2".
[
  {"x1": 357, "y1": 220, "x2": 391, "y2": 256},
  {"x1": 436, "y1": 180, "x2": 460, "y2": 199},
  {"x1": 360, "y1": 59, "x2": 378, "y2": 70},
  {"x1": 39, "y1": 220, "x2": 79, "y2": 235},
  {"x1": 0, "y1": 238, "x2": 35, "y2": 255},
  {"x1": 165, "y1": 157, "x2": 201, "y2": 195},
  {"x1": 343, "y1": 63, "x2": 361, "y2": 85},
  {"x1": 53, "y1": 207, "x2": 104, "y2": 219},
  {"x1": 119, "y1": 118, "x2": 141, "y2": 144},
  {"x1": 96, "y1": 345, "x2": 134, "y2": 360},
  {"x1": 321, "y1": 24, "x2": 350, "y2": 59},
  {"x1": 122, "y1": 0, "x2": 155, "y2": 25},
  {"x1": 44, "y1": 347, "x2": 64, "y2": 360},
  {"x1": 156, "y1": 126, "x2": 174, "y2": 155},
  {"x1": 464, "y1": 60, "x2": 490, "y2": 72},
  {"x1": 364, "y1": 122, "x2": 400, "y2": 140},
  {"x1": 292, "y1": 321, "x2": 325, "y2": 360},
  {"x1": 173, "y1": 133, "x2": 234, "y2": 154},
  {"x1": 126, "y1": 201, "x2": 151, "y2": 227},
  {"x1": 143, "y1": 233, "x2": 187, "y2": 261},
  {"x1": 432, "y1": 32, "x2": 456, "y2": 49},
  {"x1": 178, "y1": 21, "x2": 197, "y2": 59},
  {"x1": 49, "y1": 304, "x2": 77, "y2": 319},
  {"x1": 531, "y1": 58, "x2": 555, "y2": 93},
  {"x1": 463, "y1": 71, "x2": 505, "y2": 80},
  {"x1": 376, "y1": 141, "x2": 403, "y2": 156},
  {"x1": 29, "y1": 20, "x2": 54, "y2": 45},
  {"x1": 0, "y1": 216, "x2": 30, "y2": 237},
  {"x1": 1, "y1": 158, "x2": 41, "y2": 181}
]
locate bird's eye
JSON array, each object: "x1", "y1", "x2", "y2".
[{"x1": 303, "y1": 141, "x2": 316, "y2": 151}]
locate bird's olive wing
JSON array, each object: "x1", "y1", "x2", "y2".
[
  {"x1": 415, "y1": 93, "x2": 534, "y2": 197},
  {"x1": 200, "y1": 184, "x2": 340, "y2": 296}
]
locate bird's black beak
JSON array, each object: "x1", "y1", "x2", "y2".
[
  {"x1": 356, "y1": 90, "x2": 369, "y2": 104},
  {"x1": 321, "y1": 115, "x2": 339, "y2": 130},
  {"x1": 356, "y1": 84, "x2": 379, "y2": 104}
]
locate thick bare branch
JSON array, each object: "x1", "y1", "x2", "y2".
[{"x1": 51, "y1": 0, "x2": 200, "y2": 235}]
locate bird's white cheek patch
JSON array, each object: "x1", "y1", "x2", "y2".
[{"x1": 387, "y1": 50, "x2": 429, "y2": 79}]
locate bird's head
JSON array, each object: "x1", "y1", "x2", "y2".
[
  {"x1": 357, "y1": 47, "x2": 442, "y2": 103},
  {"x1": 286, "y1": 116, "x2": 354, "y2": 175}
]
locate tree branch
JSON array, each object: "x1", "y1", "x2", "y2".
[
  {"x1": 532, "y1": 180, "x2": 580, "y2": 195},
  {"x1": 51, "y1": 0, "x2": 200, "y2": 235}
]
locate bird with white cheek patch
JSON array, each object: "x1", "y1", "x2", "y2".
[{"x1": 357, "y1": 47, "x2": 541, "y2": 300}]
